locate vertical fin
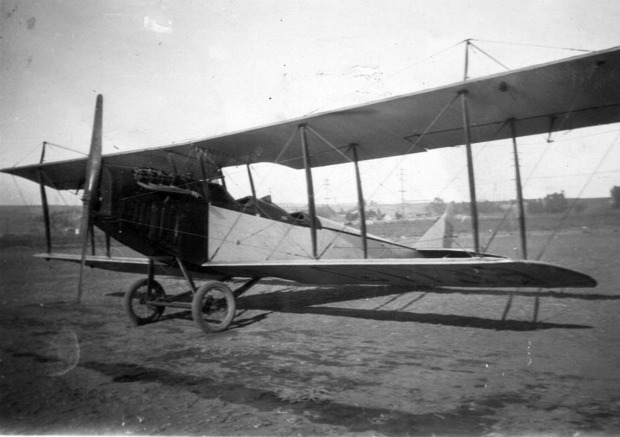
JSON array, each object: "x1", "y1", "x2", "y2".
[{"x1": 414, "y1": 202, "x2": 455, "y2": 249}]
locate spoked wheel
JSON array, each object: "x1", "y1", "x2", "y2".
[
  {"x1": 124, "y1": 278, "x2": 166, "y2": 326},
  {"x1": 191, "y1": 281, "x2": 236, "y2": 334}
]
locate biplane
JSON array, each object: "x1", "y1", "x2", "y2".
[{"x1": 4, "y1": 46, "x2": 620, "y2": 334}]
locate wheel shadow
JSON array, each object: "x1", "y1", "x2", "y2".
[
  {"x1": 110, "y1": 282, "x2": 609, "y2": 331},
  {"x1": 158, "y1": 308, "x2": 271, "y2": 331}
]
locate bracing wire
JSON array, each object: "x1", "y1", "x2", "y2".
[
  {"x1": 478, "y1": 135, "x2": 554, "y2": 252},
  {"x1": 304, "y1": 38, "x2": 591, "y2": 120},
  {"x1": 468, "y1": 41, "x2": 511, "y2": 71},
  {"x1": 364, "y1": 94, "x2": 460, "y2": 204},
  {"x1": 375, "y1": 119, "x2": 510, "y2": 244},
  {"x1": 535, "y1": 129, "x2": 620, "y2": 261},
  {"x1": 470, "y1": 39, "x2": 592, "y2": 53},
  {"x1": 43, "y1": 141, "x2": 88, "y2": 157},
  {"x1": 10, "y1": 175, "x2": 37, "y2": 214},
  {"x1": 482, "y1": 200, "x2": 515, "y2": 252},
  {"x1": 10, "y1": 142, "x2": 44, "y2": 167}
]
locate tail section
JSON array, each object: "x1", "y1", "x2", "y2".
[{"x1": 414, "y1": 202, "x2": 455, "y2": 249}]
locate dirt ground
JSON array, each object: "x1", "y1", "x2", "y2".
[{"x1": 1, "y1": 228, "x2": 620, "y2": 436}]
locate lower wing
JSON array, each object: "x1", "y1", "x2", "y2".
[{"x1": 36, "y1": 253, "x2": 596, "y2": 289}]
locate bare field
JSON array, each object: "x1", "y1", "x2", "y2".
[{"x1": 1, "y1": 226, "x2": 620, "y2": 435}]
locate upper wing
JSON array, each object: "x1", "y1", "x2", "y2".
[
  {"x1": 38, "y1": 253, "x2": 596, "y2": 289},
  {"x1": 4, "y1": 46, "x2": 620, "y2": 189}
]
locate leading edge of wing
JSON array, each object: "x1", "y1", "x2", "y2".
[
  {"x1": 4, "y1": 46, "x2": 620, "y2": 189},
  {"x1": 199, "y1": 258, "x2": 597, "y2": 289}
]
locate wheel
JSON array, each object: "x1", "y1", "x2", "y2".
[
  {"x1": 191, "y1": 281, "x2": 236, "y2": 334},
  {"x1": 124, "y1": 278, "x2": 166, "y2": 326}
]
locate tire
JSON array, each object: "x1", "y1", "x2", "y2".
[
  {"x1": 191, "y1": 281, "x2": 236, "y2": 334},
  {"x1": 124, "y1": 278, "x2": 166, "y2": 326}
]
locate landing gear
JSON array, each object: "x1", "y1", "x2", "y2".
[
  {"x1": 124, "y1": 278, "x2": 166, "y2": 325},
  {"x1": 191, "y1": 281, "x2": 236, "y2": 333},
  {"x1": 123, "y1": 259, "x2": 255, "y2": 334}
]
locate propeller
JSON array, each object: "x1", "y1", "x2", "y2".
[{"x1": 77, "y1": 94, "x2": 103, "y2": 304}]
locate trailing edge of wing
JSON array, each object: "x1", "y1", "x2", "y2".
[{"x1": 4, "y1": 46, "x2": 620, "y2": 189}]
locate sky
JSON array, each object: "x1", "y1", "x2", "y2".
[{"x1": 1, "y1": 0, "x2": 620, "y2": 208}]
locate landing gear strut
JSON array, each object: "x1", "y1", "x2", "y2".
[{"x1": 123, "y1": 258, "x2": 257, "y2": 334}]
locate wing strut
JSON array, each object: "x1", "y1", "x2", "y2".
[
  {"x1": 463, "y1": 39, "x2": 471, "y2": 80},
  {"x1": 302, "y1": 125, "x2": 370, "y2": 258},
  {"x1": 197, "y1": 149, "x2": 212, "y2": 201},
  {"x1": 349, "y1": 143, "x2": 368, "y2": 258},
  {"x1": 460, "y1": 91, "x2": 480, "y2": 253},
  {"x1": 246, "y1": 164, "x2": 257, "y2": 200},
  {"x1": 510, "y1": 119, "x2": 528, "y2": 259},
  {"x1": 302, "y1": 124, "x2": 369, "y2": 258},
  {"x1": 37, "y1": 143, "x2": 52, "y2": 253},
  {"x1": 299, "y1": 124, "x2": 318, "y2": 258}
]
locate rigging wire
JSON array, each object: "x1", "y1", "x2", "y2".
[
  {"x1": 364, "y1": 94, "x2": 460, "y2": 204},
  {"x1": 470, "y1": 39, "x2": 593, "y2": 53},
  {"x1": 43, "y1": 142, "x2": 88, "y2": 157},
  {"x1": 530, "y1": 127, "x2": 617, "y2": 323},
  {"x1": 482, "y1": 200, "x2": 516, "y2": 253},
  {"x1": 9, "y1": 142, "x2": 44, "y2": 167},
  {"x1": 468, "y1": 41, "x2": 511, "y2": 71},
  {"x1": 535, "y1": 129, "x2": 620, "y2": 261},
  {"x1": 304, "y1": 38, "x2": 592, "y2": 120},
  {"x1": 478, "y1": 135, "x2": 554, "y2": 251},
  {"x1": 10, "y1": 175, "x2": 37, "y2": 214},
  {"x1": 7, "y1": 175, "x2": 41, "y2": 243},
  {"x1": 380, "y1": 119, "x2": 510, "y2": 245}
]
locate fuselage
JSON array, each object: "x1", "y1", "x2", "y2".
[{"x1": 95, "y1": 166, "x2": 423, "y2": 267}]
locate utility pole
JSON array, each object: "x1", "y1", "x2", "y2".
[
  {"x1": 322, "y1": 178, "x2": 331, "y2": 206},
  {"x1": 399, "y1": 169, "x2": 406, "y2": 218}
]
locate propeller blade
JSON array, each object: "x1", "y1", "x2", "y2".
[{"x1": 77, "y1": 94, "x2": 103, "y2": 303}]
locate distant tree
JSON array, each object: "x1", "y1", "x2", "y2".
[
  {"x1": 316, "y1": 205, "x2": 336, "y2": 218},
  {"x1": 612, "y1": 186, "x2": 620, "y2": 208},
  {"x1": 543, "y1": 191, "x2": 568, "y2": 213},
  {"x1": 477, "y1": 200, "x2": 503, "y2": 214},
  {"x1": 367, "y1": 208, "x2": 385, "y2": 221},
  {"x1": 344, "y1": 210, "x2": 359, "y2": 223},
  {"x1": 527, "y1": 192, "x2": 569, "y2": 214},
  {"x1": 394, "y1": 212, "x2": 403, "y2": 220},
  {"x1": 428, "y1": 197, "x2": 446, "y2": 215},
  {"x1": 573, "y1": 201, "x2": 587, "y2": 213},
  {"x1": 33, "y1": 209, "x2": 80, "y2": 234},
  {"x1": 455, "y1": 202, "x2": 470, "y2": 215},
  {"x1": 527, "y1": 199, "x2": 545, "y2": 214}
]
